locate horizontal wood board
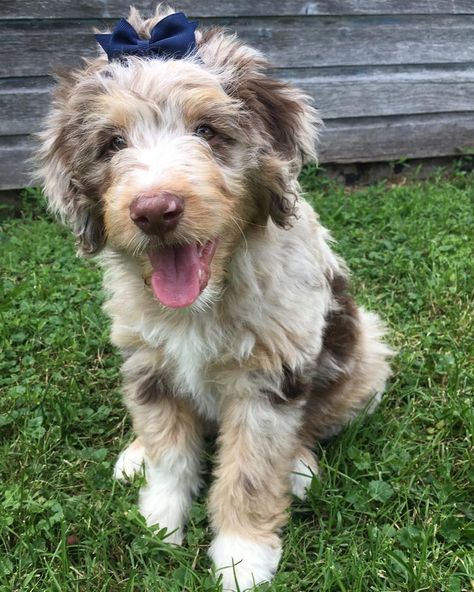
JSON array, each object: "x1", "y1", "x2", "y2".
[
  {"x1": 2, "y1": 16, "x2": 474, "y2": 78},
  {"x1": 3, "y1": 1, "x2": 474, "y2": 18}
]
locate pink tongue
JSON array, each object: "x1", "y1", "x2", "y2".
[{"x1": 149, "y1": 244, "x2": 201, "y2": 308}]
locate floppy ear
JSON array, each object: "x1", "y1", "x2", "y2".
[
  {"x1": 239, "y1": 73, "x2": 319, "y2": 168},
  {"x1": 36, "y1": 73, "x2": 106, "y2": 256},
  {"x1": 240, "y1": 73, "x2": 319, "y2": 228},
  {"x1": 198, "y1": 31, "x2": 321, "y2": 227}
]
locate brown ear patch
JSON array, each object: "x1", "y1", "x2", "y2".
[
  {"x1": 68, "y1": 197, "x2": 106, "y2": 256},
  {"x1": 240, "y1": 76, "x2": 312, "y2": 163},
  {"x1": 36, "y1": 67, "x2": 114, "y2": 256},
  {"x1": 251, "y1": 152, "x2": 300, "y2": 229},
  {"x1": 238, "y1": 74, "x2": 318, "y2": 228}
]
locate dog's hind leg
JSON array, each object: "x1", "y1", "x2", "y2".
[
  {"x1": 302, "y1": 308, "x2": 393, "y2": 443},
  {"x1": 290, "y1": 446, "x2": 319, "y2": 501}
]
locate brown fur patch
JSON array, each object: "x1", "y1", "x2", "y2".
[
  {"x1": 263, "y1": 365, "x2": 310, "y2": 406},
  {"x1": 302, "y1": 275, "x2": 359, "y2": 447},
  {"x1": 321, "y1": 274, "x2": 360, "y2": 366},
  {"x1": 245, "y1": 338, "x2": 282, "y2": 372},
  {"x1": 281, "y1": 365, "x2": 309, "y2": 401},
  {"x1": 239, "y1": 76, "x2": 312, "y2": 164},
  {"x1": 299, "y1": 273, "x2": 385, "y2": 443},
  {"x1": 128, "y1": 373, "x2": 172, "y2": 405}
]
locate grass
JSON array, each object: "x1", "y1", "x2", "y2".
[{"x1": 1, "y1": 169, "x2": 473, "y2": 592}]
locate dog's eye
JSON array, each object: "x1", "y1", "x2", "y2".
[
  {"x1": 194, "y1": 125, "x2": 216, "y2": 141},
  {"x1": 110, "y1": 135, "x2": 127, "y2": 151}
]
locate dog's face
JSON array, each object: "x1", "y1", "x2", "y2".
[
  {"x1": 38, "y1": 9, "x2": 319, "y2": 308},
  {"x1": 82, "y1": 59, "x2": 256, "y2": 308}
]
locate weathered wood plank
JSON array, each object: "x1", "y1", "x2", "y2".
[
  {"x1": 319, "y1": 113, "x2": 474, "y2": 162},
  {"x1": 3, "y1": 112, "x2": 474, "y2": 188},
  {"x1": 0, "y1": 77, "x2": 54, "y2": 135},
  {"x1": 1, "y1": 15, "x2": 474, "y2": 78},
  {"x1": 0, "y1": 136, "x2": 34, "y2": 190},
  {"x1": 3, "y1": 66, "x2": 474, "y2": 135},
  {"x1": 281, "y1": 65, "x2": 474, "y2": 119},
  {"x1": 2, "y1": 0, "x2": 474, "y2": 19}
]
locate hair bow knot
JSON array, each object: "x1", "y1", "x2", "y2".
[{"x1": 95, "y1": 12, "x2": 198, "y2": 62}]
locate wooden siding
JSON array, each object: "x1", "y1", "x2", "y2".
[{"x1": 1, "y1": 1, "x2": 474, "y2": 189}]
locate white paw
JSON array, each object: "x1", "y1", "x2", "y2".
[
  {"x1": 113, "y1": 438, "x2": 145, "y2": 481},
  {"x1": 290, "y1": 455, "x2": 318, "y2": 501},
  {"x1": 138, "y1": 453, "x2": 200, "y2": 546},
  {"x1": 139, "y1": 481, "x2": 189, "y2": 545},
  {"x1": 209, "y1": 533, "x2": 281, "y2": 591}
]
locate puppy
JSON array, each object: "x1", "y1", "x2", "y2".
[{"x1": 37, "y1": 5, "x2": 392, "y2": 590}]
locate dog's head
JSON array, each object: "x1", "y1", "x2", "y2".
[{"x1": 37, "y1": 5, "x2": 320, "y2": 308}]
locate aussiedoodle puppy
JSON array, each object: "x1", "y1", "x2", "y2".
[{"x1": 37, "y1": 5, "x2": 392, "y2": 590}]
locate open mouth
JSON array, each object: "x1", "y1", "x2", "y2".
[{"x1": 148, "y1": 240, "x2": 218, "y2": 308}]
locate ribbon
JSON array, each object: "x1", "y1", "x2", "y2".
[{"x1": 95, "y1": 12, "x2": 198, "y2": 62}]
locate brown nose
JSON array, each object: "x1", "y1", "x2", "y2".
[{"x1": 129, "y1": 191, "x2": 184, "y2": 235}]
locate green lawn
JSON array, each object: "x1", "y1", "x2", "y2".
[{"x1": 1, "y1": 171, "x2": 473, "y2": 592}]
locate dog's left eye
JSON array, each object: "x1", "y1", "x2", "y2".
[
  {"x1": 110, "y1": 135, "x2": 127, "y2": 151},
  {"x1": 194, "y1": 125, "x2": 216, "y2": 141}
]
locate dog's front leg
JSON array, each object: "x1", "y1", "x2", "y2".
[
  {"x1": 209, "y1": 393, "x2": 303, "y2": 590},
  {"x1": 117, "y1": 360, "x2": 203, "y2": 545}
]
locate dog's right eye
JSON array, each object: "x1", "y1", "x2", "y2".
[
  {"x1": 110, "y1": 135, "x2": 127, "y2": 151},
  {"x1": 194, "y1": 125, "x2": 216, "y2": 142}
]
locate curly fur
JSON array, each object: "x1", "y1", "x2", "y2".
[{"x1": 36, "y1": 5, "x2": 392, "y2": 590}]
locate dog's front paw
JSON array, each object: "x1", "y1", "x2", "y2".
[
  {"x1": 209, "y1": 533, "x2": 281, "y2": 591},
  {"x1": 139, "y1": 476, "x2": 195, "y2": 545},
  {"x1": 113, "y1": 438, "x2": 145, "y2": 481}
]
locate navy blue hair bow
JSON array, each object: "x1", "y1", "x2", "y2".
[{"x1": 95, "y1": 12, "x2": 198, "y2": 62}]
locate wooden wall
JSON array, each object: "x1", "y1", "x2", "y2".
[{"x1": 1, "y1": 1, "x2": 474, "y2": 189}]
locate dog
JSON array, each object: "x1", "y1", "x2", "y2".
[{"x1": 36, "y1": 5, "x2": 392, "y2": 590}]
